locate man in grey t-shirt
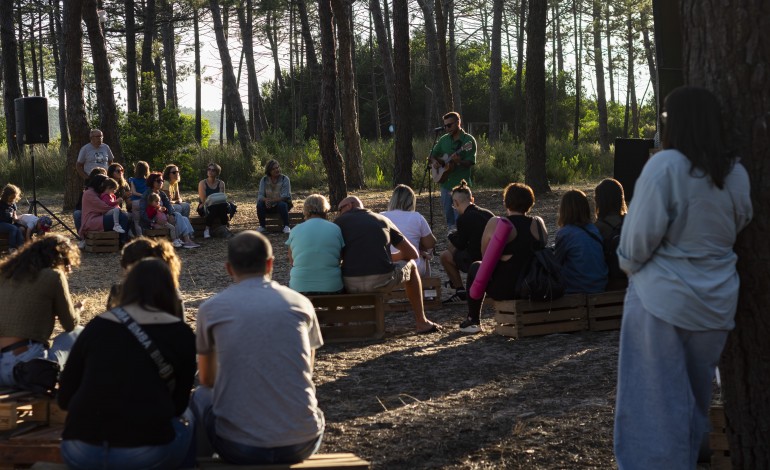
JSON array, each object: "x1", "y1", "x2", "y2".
[
  {"x1": 191, "y1": 231, "x2": 324, "y2": 464},
  {"x1": 76, "y1": 129, "x2": 114, "y2": 180}
]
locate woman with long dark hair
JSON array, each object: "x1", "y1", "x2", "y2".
[
  {"x1": 59, "y1": 258, "x2": 196, "y2": 469},
  {"x1": 613, "y1": 86, "x2": 753, "y2": 467}
]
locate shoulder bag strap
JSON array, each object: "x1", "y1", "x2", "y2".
[
  {"x1": 578, "y1": 224, "x2": 603, "y2": 246},
  {"x1": 111, "y1": 307, "x2": 176, "y2": 392}
]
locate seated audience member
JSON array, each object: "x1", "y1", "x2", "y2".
[
  {"x1": 555, "y1": 189, "x2": 608, "y2": 294},
  {"x1": 128, "y1": 161, "x2": 150, "y2": 236},
  {"x1": 79, "y1": 174, "x2": 130, "y2": 244},
  {"x1": 191, "y1": 231, "x2": 324, "y2": 464},
  {"x1": 99, "y1": 177, "x2": 127, "y2": 234},
  {"x1": 197, "y1": 162, "x2": 234, "y2": 238},
  {"x1": 381, "y1": 184, "x2": 436, "y2": 277},
  {"x1": 335, "y1": 197, "x2": 441, "y2": 334},
  {"x1": 73, "y1": 168, "x2": 108, "y2": 232},
  {"x1": 16, "y1": 214, "x2": 53, "y2": 242},
  {"x1": 439, "y1": 180, "x2": 495, "y2": 303},
  {"x1": 0, "y1": 183, "x2": 24, "y2": 252},
  {"x1": 107, "y1": 163, "x2": 132, "y2": 211},
  {"x1": 286, "y1": 194, "x2": 344, "y2": 294},
  {"x1": 146, "y1": 192, "x2": 183, "y2": 248},
  {"x1": 594, "y1": 178, "x2": 628, "y2": 290},
  {"x1": 460, "y1": 183, "x2": 547, "y2": 333},
  {"x1": 257, "y1": 159, "x2": 293, "y2": 234},
  {"x1": 0, "y1": 235, "x2": 83, "y2": 386},
  {"x1": 141, "y1": 172, "x2": 199, "y2": 248},
  {"x1": 58, "y1": 259, "x2": 196, "y2": 469},
  {"x1": 163, "y1": 164, "x2": 191, "y2": 217}
]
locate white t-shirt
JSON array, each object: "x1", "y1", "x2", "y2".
[
  {"x1": 381, "y1": 210, "x2": 433, "y2": 275},
  {"x1": 17, "y1": 213, "x2": 39, "y2": 230},
  {"x1": 77, "y1": 143, "x2": 114, "y2": 175}
]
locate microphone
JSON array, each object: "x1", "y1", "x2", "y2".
[{"x1": 433, "y1": 126, "x2": 444, "y2": 132}]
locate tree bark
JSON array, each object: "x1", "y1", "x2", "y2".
[
  {"x1": 16, "y1": 3, "x2": 27, "y2": 97},
  {"x1": 160, "y1": 0, "x2": 177, "y2": 108},
  {"x1": 296, "y1": 0, "x2": 319, "y2": 137},
  {"x1": 593, "y1": 0, "x2": 609, "y2": 152},
  {"x1": 317, "y1": 0, "x2": 347, "y2": 205},
  {"x1": 236, "y1": 0, "x2": 259, "y2": 140},
  {"x1": 435, "y1": 0, "x2": 453, "y2": 111},
  {"x1": 512, "y1": 0, "x2": 526, "y2": 141},
  {"x1": 524, "y1": 0, "x2": 549, "y2": 194},
  {"x1": 572, "y1": 0, "x2": 582, "y2": 146},
  {"x1": 640, "y1": 7, "x2": 657, "y2": 113},
  {"x1": 626, "y1": 10, "x2": 638, "y2": 138},
  {"x1": 193, "y1": 6, "x2": 201, "y2": 144},
  {"x1": 332, "y1": 0, "x2": 365, "y2": 188},
  {"x1": 154, "y1": 55, "x2": 166, "y2": 112},
  {"x1": 679, "y1": 0, "x2": 770, "y2": 466},
  {"x1": 29, "y1": 21, "x2": 39, "y2": 96},
  {"x1": 125, "y1": 0, "x2": 138, "y2": 113},
  {"x1": 415, "y1": 0, "x2": 445, "y2": 122},
  {"x1": 209, "y1": 0, "x2": 252, "y2": 160},
  {"x1": 37, "y1": 11, "x2": 44, "y2": 98},
  {"x1": 606, "y1": 5, "x2": 614, "y2": 103},
  {"x1": 62, "y1": 0, "x2": 90, "y2": 210},
  {"x1": 369, "y1": 0, "x2": 397, "y2": 130},
  {"x1": 49, "y1": 0, "x2": 68, "y2": 150},
  {"x1": 448, "y1": 0, "x2": 462, "y2": 115},
  {"x1": 1, "y1": 0, "x2": 22, "y2": 157},
  {"x1": 392, "y1": 0, "x2": 414, "y2": 185},
  {"x1": 488, "y1": 0, "x2": 503, "y2": 143},
  {"x1": 139, "y1": 0, "x2": 156, "y2": 115}
]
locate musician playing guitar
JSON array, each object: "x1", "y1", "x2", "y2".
[{"x1": 430, "y1": 112, "x2": 477, "y2": 232}]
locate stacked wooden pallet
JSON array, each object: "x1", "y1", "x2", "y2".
[
  {"x1": 143, "y1": 227, "x2": 171, "y2": 241},
  {"x1": 307, "y1": 294, "x2": 385, "y2": 343},
  {"x1": 383, "y1": 276, "x2": 442, "y2": 312},
  {"x1": 83, "y1": 231, "x2": 119, "y2": 253}
]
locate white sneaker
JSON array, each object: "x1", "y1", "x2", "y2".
[
  {"x1": 172, "y1": 239, "x2": 183, "y2": 248},
  {"x1": 203, "y1": 227, "x2": 211, "y2": 239},
  {"x1": 113, "y1": 225, "x2": 126, "y2": 234},
  {"x1": 282, "y1": 226, "x2": 291, "y2": 234},
  {"x1": 256, "y1": 226, "x2": 267, "y2": 233}
]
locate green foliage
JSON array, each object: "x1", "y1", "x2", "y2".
[
  {"x1": 544, "y1": 137, "x2": 612, "y2": 184},
  {"x1": 0, "y1": 117, "x2": 6, "y2": 146},
  {"x1": 0, "y1": 144, "x2": 67, "y2": 194}
]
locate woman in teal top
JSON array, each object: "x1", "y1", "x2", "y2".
[{"x1": 285, "y1": 194, "x2": 344, "y2": 294}]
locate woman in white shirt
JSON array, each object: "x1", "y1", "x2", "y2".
[{"x1": 381, "y1": 184, "x2": 436, "y2": 277}]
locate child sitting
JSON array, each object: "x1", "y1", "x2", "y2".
[
  {"x1": 99, "y1": 178, "x2": 126, "y2": 234},
  {"x1": 0, "y1": 184, "x2": 25, "y2": 252},
  {"x1": 128, "y1": 161, "x2": 150, "y2": 236},
  {"x1": 146, "y1": 192, "x2": 182, "y2": 248},
  {"x1": 16, "y1": 214, "x2": 53, "y2": 241}
]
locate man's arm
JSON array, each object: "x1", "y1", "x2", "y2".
[
  {"x1": 76, "y1": 161, "x2": 88, "y2": 180},
  {"x1": 393, "y1": 238, "x2": 418, "y2": 261},
  {"x1": 197, "y1": 352, "x2": 217, "y2": 387}
]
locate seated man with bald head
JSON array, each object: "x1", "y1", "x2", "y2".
[{"x1": 335, "y1": 196, "x2": 442, "y2": 334}]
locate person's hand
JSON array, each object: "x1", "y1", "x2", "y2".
[
  {"x1": 116, "y1": 197, "x2": 123, "y2": 205},
  {"x1": 160, "y1": 206, "x2": 167, "y2": 213}
]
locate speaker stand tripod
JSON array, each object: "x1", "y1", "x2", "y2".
[{"x1": 27, "y1": 144, "x2": 79, "y2": 239}]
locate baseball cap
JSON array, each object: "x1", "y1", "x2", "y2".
[{"x1": 37, "y1": 216, "x2": 53, "y2": 232}]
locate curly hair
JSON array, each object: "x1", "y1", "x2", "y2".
[
  {"x1": 119, "y1": 237, "x2": 182, "y2": 287},
  {"x1": 0, "y1": 183, "x2": 21, "y2": 204},
  {"x1": 0, "y1": 234, "x2": 80, "y2": 282}
]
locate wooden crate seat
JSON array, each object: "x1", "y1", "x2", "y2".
[
  {"x1": 307, "y1": 294, "x2": 385, "y2": 342},
  {"x1": 493, "y1": 294, "x2": 588, "y2": 339},
  {"x1": 143, "y1": 227, "x2": 172, "y2": 241},
  {"x1": 83, "y1": 231, "x2": 119, "y2": 253},
  {"x1": 198, "y1": 453, "x2": 370, "y2": 469},
  {"x1": 587, "y1": 290, "x2": 625, "y2": 331},
  {"x1": 384, "y1": 276, "x2": 442, "y2": 311},
  {"x1": 263, "y1": 212, "x2": 305, "y2": 232}
]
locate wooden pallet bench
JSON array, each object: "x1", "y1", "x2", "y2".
[
  {"x1": 493, "y1": 294, "x2": 588, "y2": 339},
  {"x1": 0, "y1": 423, "x2": 63, "y2": 468},
  {"x1": 264, "y1": 212, "x2": 304, "y2": 232},
  {"x1": 710, "y1": 404, "x2": 731, "y2": 470},
  {"x1": 587, "y1": 290, "x2": 625, "y2": 331},
  {"x1": 307, "y1": 294, "x2": 385, "y2": 343},
  {"x1": 0, "y1": 389, "x2": 57, "y2": 431},
  {"x1": 83, "y1": 231, "x2": 119, "y2": 253},
  {"x1": 198, "y1": 453, "x2": 370, "y2": 469},
  {"x1": 143, "y1": 227, "x2": 171, "y2": 241},
  {"x1": 383, "y1": 276, "x2": 441, "y2": 312}
]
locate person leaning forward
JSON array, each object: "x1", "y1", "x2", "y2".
[{"x1": 335, "y1": 196, "x2": 442, "y2": 334}]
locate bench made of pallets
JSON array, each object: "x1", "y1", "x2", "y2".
[
  {"x1": 198, "y1": 453, "x2": 370, "y2": 469},
  {"x1": 307, "y1": 294, "x2": 385, "y2": 343},
  {"x1": 587, "y1": 290, "x2": 625, "y2": 331},
  {"x1": 383, "y1": 276, "x2": 442, "y2": 312},
  {"x1": 83, "y1": 231, "x2": 119, "y2": 253},
  {"x1": 0, "y1": 423, "x2": 64, "y2": 467},
  {"x1": 263, "y1": 212, "x2": 304, "y2": 232},
  {"x1": 0, "y1": 389, "x2": 59, "y2": 432},
  {"x1": 493, "y1": 294, "x2": 589, "y2": 339},
  {"x1": 143, "y1": 227, "x2": 172, "y2": 241}
]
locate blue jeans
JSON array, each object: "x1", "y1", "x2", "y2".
[
  {"x1": 257, "y1": 200, "x2": 290, "y2": 228},
  {"x1": 190, "y1": 386, "x2": 322, "y2": 465},
  {"x1": 61, "y1": 414, "x2": 195, "y2": 470},
  {"x1": 614, "y1": 281, "x2": 726, "y2": 469},
  {"x1": 0, "y1": 327, "x2": 82, "y2": 386},
  {"x1": 73, "y1": 210, "x2": 82, "y2": 231},
  {"x1": 0, "y1": 222, "x2": 24, "y2": 248},
  {"x1": 440, "y1": 187, "x2": 457, "y2": 229},
  {"x1": 103, "y1": 212, "x2": 129, "y2": 244}
]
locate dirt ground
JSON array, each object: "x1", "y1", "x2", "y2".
[{"x1": 40, "y1": 183, "x2": 618, "y2": 469}]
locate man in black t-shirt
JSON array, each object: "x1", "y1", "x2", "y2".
[
  {"x1": 335, "y1": 197, "x2": 442, "y2": 334},
  {"x1": 439, "y1": 181, "x2": 495, "y2": 303}
]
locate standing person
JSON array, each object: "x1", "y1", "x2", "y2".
[
  {"x1": 163, "y1": 164, "x2": 191, "y2": 217},
  {"x1": 335, "y1": 197, "x2": 441, "y2": 334},
  {"x1": 381, "y1": 185, "x2": 436, "y2": 277},
  {"x1": 430, "y1": 112, "x2": 477, "y2": 232},
  {"x1": 58, "y1": 259, "x2": 196, "y2": 469},
  {"x1": 256, "y1": 159, "x2": 293, "y2": 234},
  {"x1": 613, "y1": 87, "x2": 752, "y2": 469},
  {"x1": 439, "y1": 181, "x2": 495, "y2": 303},
  {"x1": 76, "y1": 129, "x2": 114, "y2": 180},
  {"x1": 197, "y1": 162, "x2": 233, "y2": 239},
  {"x1": 191, "y1": 231, "x2": 325, "y2": 464},
  {"x1": 0, "y1": 184, "x2": 24, "y2": 252},
  {"x1": 286, "y1": 194, "x2": 344, "y2": 295}
]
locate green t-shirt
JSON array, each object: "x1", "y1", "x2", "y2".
[{"x1": 430, "y1": 131, "x2": 477, "y2": 190}]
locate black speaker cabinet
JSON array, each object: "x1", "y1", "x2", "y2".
[
  {"x1": 14, "y1": 96, "x2": 50, "y2": 145},
  {"x1": 614, "y1": 138, "x2": 655, "y2": 202}
]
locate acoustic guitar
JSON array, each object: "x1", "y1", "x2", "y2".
[{"x1": 430, "y1": 142, "x2": 473, "y2": 183}]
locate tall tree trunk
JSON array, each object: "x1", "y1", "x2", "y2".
[
  {"x1": 513, "y1": 0, "x2": 526, "y2": 141},
  {"x1": 382, "y1": 0, "x2": 392, "y2": 53},
  {"x1": 524, "y1": 0, "x2": 549, "y2": 194},
  {"x1": 369, "y1": 0, "x2": 397, "y2": 129},
  {"x1": 393, "y1": 0, "x2": 414, "y2": 185},
  {"x1": 550, "y1": 2, "x2": 558, "y2": 132},
  {"x1": 488, "y1": 0, "x2": 503, "y2": 143},
  {"x1": 296, "y1": 0, "x2": 319, "y2": 137},
  {"x1": 556, "y1": 2, "x2": 563, "y2": 72},
  {"x1": 1, "y1": 0, "x2": 22, "y2": 157},
  {"x1": 640, "y1": 8, "x2": 657, "y2": 113},
  {"x1": 416, "y1": 0, "x2": 445, "y2": 122},
  {"x1": 317, "y1": 0, "x2": 347, "y2": 205},
  {"x1": 160, "y1": 0, "x2": 176, "y2": 108},
  {"x1": 369, "y1": 16, "x2": 381, "y2": 139},
  {"x1": 448, "y1": 0, "x2": 462, "y2": 115},
  {"x1": 209, "y1": 0, "x2": 252, "y2": 160},
  {"x1": 572, "y1": 0, "x2": 582, "y2": 146},
  {"x1": 37, "y1": 11, "x2": 45, "y2": 97},
  {"x1": 29, "y1": 21, "x2": 40, "y2": 96},
  {"x1": 83, "y1": 0, "x2": 123, "y2": 161},
  {"x1": 593, "y1": 0, "x2": 609, "y2": 152},
  {"x1": 17, "y1": 3, "x2": 28, "y2": 97},
  {"x1": 332, "y1": 0, "x2": 365, "y2": 188},
  {"x1": 266, "y1": 12, "x2": 285, "y2": 91},
  {"x1": 627, "y1": 10, "x2": 638, "y2": 138},
  {"x1": 49, "y1": 0, "x2": 68, "y2": 150},
  {"x1": 193, "y1": 6, "x2": 201, "y2": 144},
  {"x1": 62, "y1": 0, "x2": 90, "y2": 209},
  {"x1": 154, "y1": 55, "x2": 166, "y2": 112},
  {"x1": 125, "y1": 0, "x2": 138, "y2": 113},
  {"x1": 435, "y1": 0, "x2": 453, "y2": 110},
  {"x1": 606, "y1": 5, "x2": 614, "y2": 103},
  {"x1": 679, "y1": 0, "x2": 770, "y2": 466},
  {"x1": 139, "y1": 0, "x2": 156, "y2": 116},
  {"x1": 236, "y1": 0, "x2": 259, "y2": 140}
]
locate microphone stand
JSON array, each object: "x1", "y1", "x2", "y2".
[{"x1": 419, "y1": 127, "x2": 444, "y2": 231}]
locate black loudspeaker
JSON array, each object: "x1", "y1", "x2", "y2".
[
  {"x1": 614, "y1": 138, "x2": 655, "y2": 203},
  {"x1": 14, "y1": 96, "x2": 50, "y2": 145}
]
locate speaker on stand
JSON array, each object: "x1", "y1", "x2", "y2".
[
  {"x1": 14, "y1": 97, "x2": 79, "y2": 239},
  {"x1": 613, "y1": 138, "x2": 655, "y2": 203}
]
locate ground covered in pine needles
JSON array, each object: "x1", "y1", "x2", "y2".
[{"x1": 43, "y1": 183, "x2": 618, "y2": 469}]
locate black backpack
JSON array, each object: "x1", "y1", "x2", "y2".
[
  {"x1": 601, "y1": 220, "x2": 625, "y2": 281},
  {"x1": 514, "y1": 219, "x2": 565, "y2": 302}
]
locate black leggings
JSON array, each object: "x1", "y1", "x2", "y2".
[
  {"x1": 466, "y1": 259, "x2": 519, "y2": 323},
  {"x1": 197, "y1": 203, "x2": 229, "y2": 227}
]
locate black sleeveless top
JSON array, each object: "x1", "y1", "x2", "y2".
[
  {"x1": 495, "y1": 215, "x2": 539, "y2": 289},
  {"x1": 202, "y1": 180, "x2": 222, "y2": 202}
]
